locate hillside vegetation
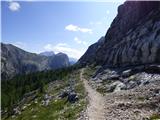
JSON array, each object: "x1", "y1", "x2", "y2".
[{"x1": 2, "y1": 66, "x2": 87, "y2": 120}]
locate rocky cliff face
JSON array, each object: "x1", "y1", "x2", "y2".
[
  {"x1": 78, "y1": 1, "x2": 160, "y2": 67},
  {"x1": 48, "y1": 52, "x2": 70, "y2": 69},
  {"x1": 78, "y1": 37, "x2": 105, "y2": 66},
  {"x1": 1, "y1": 43, "x2": 70, "y2": 80}
]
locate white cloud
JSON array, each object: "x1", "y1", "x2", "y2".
[
  {"x1": 65, "y1": 24, "x2": 92, "y2": 34},
  {"x1": 44, "y1": 43, "x2": 85, "y2": 59},
  {"x1": 65, "y1": 24, "x2": 78, "y2": 31},
  {"x1": 74, "y1": 37, "x2": 88, "y2": 46},
  {"x1": 9, "y1": 1, "x2": 20, "y2": 11},
  {"x1": 44, "y1": 44, "x2": 52, "y2": 50}
]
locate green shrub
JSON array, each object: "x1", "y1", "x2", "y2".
[{"x1": 150, "y1": 113, "x2": 160, "y2": 120}]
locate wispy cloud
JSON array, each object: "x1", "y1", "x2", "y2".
[
  {"x1": 65, "y1": 24, "x2": 92, "y2": 34},
  {"x1": 8, "y1": 1, "x2": 20, "y2": 11},
  {"x1": 74, "y1": 37, "x2": 82, "y2": 44},
  {"x1": 74, "y1": 37, "x2": 87, "y2": 46},
  {"x1": 44, "y1": 43, "x2": 85, "y2": 59},
  {"x1": 44, "y1": 44, "x2": 53, "y2": 50}
]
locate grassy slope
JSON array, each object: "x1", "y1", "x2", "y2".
[{"x1": 3, "y1": 70, "x2": 87, "y2": 120}]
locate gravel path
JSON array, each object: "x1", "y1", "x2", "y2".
[{"x1": 80, "y1": 69, "x2": 106, "y2": 120}]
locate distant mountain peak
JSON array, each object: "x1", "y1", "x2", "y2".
[
  {"x1": 39, "y1": 51, "x2": 55, "y2": 56},
  {"x1": 56, "y1": 52, "x2": 67, "y2": 56},
  {"x1": 1, "y1": 44, "x2": 70, "y2": 80}
]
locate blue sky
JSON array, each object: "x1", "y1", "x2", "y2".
[{"x1": 2, "y1": 0, "x2": 124, "y2": 59}]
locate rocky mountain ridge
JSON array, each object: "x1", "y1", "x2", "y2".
[
  {"x1": 78, "y1": 1, "x2": 160, "y2": 67},
  {"x1": 40, "y1": 51, "x2": 77, "y2": 65},
  {"x1": 1, "y1": 43, "x2": 70, "y2": 80}
]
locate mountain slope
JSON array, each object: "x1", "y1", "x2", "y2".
[
  {"x1": 1, "y1": 43, "x2": 69, "y2": 79},
  {"x1": 78, "y1": 1, "x2": 160, "y2": 67}
]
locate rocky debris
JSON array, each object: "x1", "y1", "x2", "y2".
[
  {"x1": 125, "y1": 80, "x2": 140, "y2": 90},
  {"x1": 19, "y1": 90, "x2": 38, "y2": 107},
  {"x1": 59, "y1": 79, "x2": 79, "y2": 103},
  {"x1": 42, "y1": 99, "x2": 50, "y2": 106},
  {"x1": 103, "y1": 80, "x2": 160, "y2": 120},
  {"x1": 94, "y1": 68, "x2": 120, "y2": 81},
  {"x1": 41, "y1": 94, "x2": 54, "y2": 106},
  {"x1": 59, "y1": 90, "x2": 79, "y2": 103},
  {"x1": 77, "y1": 109, "x2": 89, "y2": 120},
  {"x1": 106, "y1": 81, "x2": 126, "y2": 92},
  {"x1": 91, "y1": 64, "x2": 160, "y2": 93},
  {"x1": 13, "y1": 107, "x2": 21, "y2": 115}
]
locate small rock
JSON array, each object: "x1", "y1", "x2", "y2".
[
  {"x1": 126, "y1": 81, "x2": 137, "y2": 89},
  {"x1": 67, "y1": 92, "x2": 78, "y2": 103},
  {"x1": 122, "y1": 69, "x2": 133, "y2": 78},
  {"x1": 59, "y1": 91, "x2": 69, "y2": 98},
  {"x1": 107, "y1": 81, "x2": 126, "y2": 92}
]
